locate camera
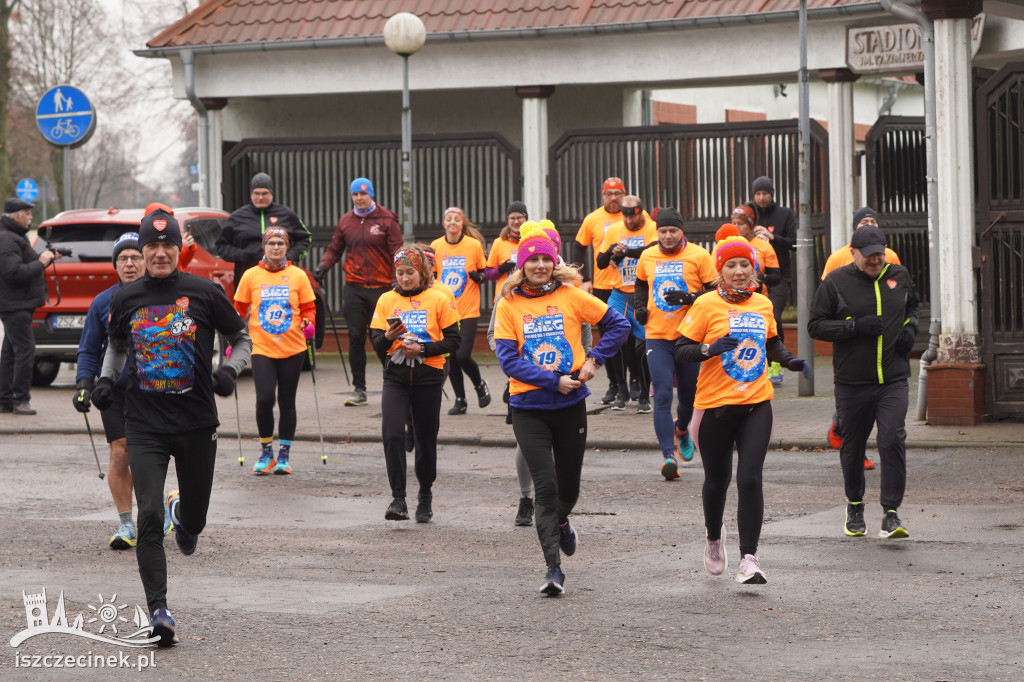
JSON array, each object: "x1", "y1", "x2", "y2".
[{"x1": 49, "y1": 245, "x2": 72, "y2": 257}]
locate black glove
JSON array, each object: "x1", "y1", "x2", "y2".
[
  {"x1": 469, "y1": 270, "x2": 486, "y2": 284},
  {"x1": 91, "y1": 378, "x2": 115, "y2": 411},
  {"x1": 212, "y1": 366, "x2": 237, "y2": 397},
  {"x1": 313, "y1": 264, "x2": 328, "y2": 284},
  {"x1": 663, "y1": 289, "x2": 696, "y2": 306},
  {"x1": 895, "y1": 325, "x2": 917, "y2": 355},
  {"x1": 708, "y1": 336, "x2": 739, "y2": 357},
  {"x1": 498, "y1": 260, "x2": 516, "y2": 275},
  {"x1": 634, "y1": 306, "x2": 648, "y2": 326},
  {"x1": 854, "y1": 316, "x2": 884, "y2": 337},
  {"x1": 786, "y1": 358, "x2": 812, "y2": 379},
  {"x1": 611, "y1": 249, "x2": 626, "y2": 264},
  {"x1": 72, "y1": 379, "x2": 93, "y2": 413}
]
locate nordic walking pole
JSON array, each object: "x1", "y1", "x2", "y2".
[
  {"x1": 226, "y1": 345, "x2": 244, "y2": 466},
  {"x1": 82, "y1": 412, "x2": 105, "y2": 479},
  {"x1": 322, "y1": 297, "x2": 351, "y2": 387},
  {"x1": 306, "y1": 340, "x2": 328, "y2": 464}
]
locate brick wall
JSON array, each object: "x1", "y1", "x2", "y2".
[{"x1": 924, "y1": 363, "x2": 986, "y2": 425}]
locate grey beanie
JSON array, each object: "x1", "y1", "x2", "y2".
[
  {"x1": 751, "y1": 176, "x2": 775, "y2": 196},
  {"x1": 250, "y1": 172, "x2": 274, "y2": 194},
  {"x1": 506, "y1": 201, "x2": 528, "y2": 218},
  {"x1": 852, "y1": 206, "x2": 878, "y2": 229}
]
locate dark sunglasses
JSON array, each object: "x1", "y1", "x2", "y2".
[{"x1": 621, "y1": 206, "x2": 641, "y2": 216}]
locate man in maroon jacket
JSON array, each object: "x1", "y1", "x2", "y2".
[{"x1": 314, "y1": 177, "x2": 403, "y2": 406}]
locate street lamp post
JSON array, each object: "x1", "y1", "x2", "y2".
[{"x1": 384, "y1": 13, "x2": 427, "y2": 243}]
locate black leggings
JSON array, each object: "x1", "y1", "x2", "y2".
[
  {"x1": 692, "y1": 401, "x2": 773, "y2": 557},
  {"x1": 512, "y1": 400, "x2": 588, "y2": 568},
  {"x1": 251, "y1": 352, "x2": 305, "y2": 441},
  {"x1": 343, "y1": 284, "x2": 390, "y2": 391},
  {"x1": 127, "y1": 427, "x2": 217, "y2": 613},
  {"x1": 381, "y1": 377, "x2": 443, "y2": 498},
  {"x1": 447, "y1": 317, "x2": 482, "y2": 399},
  {"x1": 612, "y1": 334, "x2": 650, "y2": 397}
]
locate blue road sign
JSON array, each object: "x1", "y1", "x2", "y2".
[
  {"x1": 16, "y1": 179, "x2": 39, "y2": 202},
  {"x1": 36, "y1": 86, "x2": 95, "y2": 147}
]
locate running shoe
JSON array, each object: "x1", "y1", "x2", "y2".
[
  {"x1": 864, "y1": 458, "x2": 875, "y2": 471},
  {"x1": 150, "y1": 608, "x2": 179, "y2": 647},
  {"x1": 345, "y1": 389, "x2": 367, "y2": 406},
  {"x1": 611, "y1": 392, "x2": 627, "y2": 410},
  {"x1": 163, "y1": 506, "x2": 172, "y2": 537},
  {"x1": 600, "y1": 384, "x2": 619, "y2": 404},
  {"x1": 629, "y1": 378, "x2": 641, "y2": 402},
  {"x1": 475, "y1": 380, "x2": 491, "y2": 408},
  {"x1": 736, "y1": 554, "x2": 768, "y2": 584},
  {"x1": 879, "y1": 510, "x2": 909, "y2": 539},
  {"x1": 704, "y1": 526, "x2": 727, "y2": 575},
  {"x1": 447, "y1": 397, "x2": 468, "y2": 415},
  {"x1": 540, "y1": 565, "x2": 565, "y2": 596},
  {"x1": 844, "y1": 502, "x2": 866, "y2": 536},
  {"x1": 768, "y1": 361, "x2": 783, "y2": 384},
  {"x1": 384, "y1": 497, "x2": 409, "y2": 521},
  {"x1": 558, "y1": 519, "x2": 578, "y2": 556},
  {"x1": 515, "y1": 497, "x2": 534, "y2": 527},
  {"x1": 636, "y1": 398, "x2": 652, "y2": 414},
  {"x1": 166, "y1": 491, "x2": 198, "y2": 555},
  {"x1": 661, "y1": 456, "x2": 680, "y2": 480},
  {"x1": 415, "y1": 493, "x2": 432, "y2": 523},
  {"x1": 674, "y1": 420, "x2": 695, "y2": 462},
  {"x1": 253, "y1": 446, "x2": 276, "y2": 475},
  {"x1": 109, "y1": 522, "x2": 137, "y2": 549},
  {"x1": 273, "y1": 449, "x2": 291, "y2": 475},
  {"x1": 828, "y1": 419, "x2": 843, "y2": 449}
]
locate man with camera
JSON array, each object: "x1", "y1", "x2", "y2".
[{"x1": 0, "y1": 197, "x2": 61, "y2": 416}]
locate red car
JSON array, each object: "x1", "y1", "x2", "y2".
[{"x1": 29, "y1": 206, "x2": 324, "y2": 386}]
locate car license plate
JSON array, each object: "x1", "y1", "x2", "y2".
[{"x1": 52, "y1": 315, "x2": 87, "y2": 329}]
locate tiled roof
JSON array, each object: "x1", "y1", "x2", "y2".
[{"x1": 147, "y1": 0, "x2": 878, "y2": 49}]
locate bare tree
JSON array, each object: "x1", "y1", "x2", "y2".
[{"x1": 0, "y1": 0, "x2": 24, "y2": 198}]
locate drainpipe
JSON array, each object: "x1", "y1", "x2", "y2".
[
  {"x1": 880, "y1": 0, "x2": 938, "y2": 421},
  {"x1": 181, "y1": 50, "x2": 210, "y2": 207}
]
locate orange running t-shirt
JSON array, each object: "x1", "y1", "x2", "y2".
[
  {"x1": 234, "y1": 264, "x2": 315, "y2": 358},
  {"x1": 598, "y1": 219, "x2": 658, "y2": 293},
  {"x1": 748, "y1": 237, "x2": 779, "y2": 272},
  {"x1": 635, "y1": 242, "x2": 716, "y2": 340},
  {"x1": 677, "y1": 291, "x2": 778, "y2": 409},
  {"x1": 431, "y1": 235, "x2": 486, "y2": 319},
  {"x1": 486, "y1": 236, "x2": 519, "y2": 302},
  {"x1": 821, "y1": 245, "x2": 901, "y2": 280},
  {"x1": 575, "y1": 207, "x2": 623, "y2": 290},
  {"x1": 494, "y1": 285, "x2": 608, "y2": 395},
  {"x1": 370, "y1": 287, "x2": 461, "y2": 370}
]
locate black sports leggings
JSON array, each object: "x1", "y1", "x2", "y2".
[
  {"x1": 692, "y1": 401, "x2": 773, "y2": 557},
  {"x1": 251, "y1": 352, "x2": 305, "y2": 441},
  {"x1": 127, "y1": 427, "x2": 217, "y2": 613},
  {"x1": 447, "y1": 317, "x2": 482, "y2": 399},
  {"x1": 381, "y1": 377, "x2": 443, "y2": 498},
  {"x1": 512, "y1": 400, "x2": 588, "y2": 568}
]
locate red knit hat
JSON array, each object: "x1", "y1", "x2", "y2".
[
  {"x1": 715, "y1": 224, "x2": 740, "y2": 242},
  {"x1": 714, "y1": 236, "x2": 756, "y2": 272},
  {"x1": 602, "y1": 177, "x2": 625, "y2": 193}
]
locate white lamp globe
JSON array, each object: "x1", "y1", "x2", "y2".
[{"x1": 383, "y1": 13, "x2": 427, "y2": 56}]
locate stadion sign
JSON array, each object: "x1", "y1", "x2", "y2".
[{"x1": 847, "y1": 15, "x2": 985, "y2": 74}]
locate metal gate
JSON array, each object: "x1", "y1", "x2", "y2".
[{"x1": 975, "y1": 62, "x2": 1024, "y2": 418}]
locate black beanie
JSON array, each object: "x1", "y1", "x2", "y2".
[
  {"x1": 112, "y1": 232, "x2": 140, "y2": 264},
  {"x1": 506, "y1": 201, "x2": 528, "y2": 218},
  {"x1": 250, "y1": 172, "x2": 274, "y2": 194},
  {"x1": 751, "y1": 176, "x2": 775, "y2": 196},
  {"x1": 656, "y1": 207, "x2": 684, "y2": 229},
  {"x1": 139, "y1": 210, "x2": 182, "y2": 250},
  {"x1": 852, "y1": 206, "x2": 878, "y2": 228}
]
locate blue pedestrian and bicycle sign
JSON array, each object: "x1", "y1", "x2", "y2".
[
  {"x1": 16, "y1": 179, "x2": 38, "y2": 202},
  {"x1": 35, "y1": 85, "x2": 96, "y2": 148}
]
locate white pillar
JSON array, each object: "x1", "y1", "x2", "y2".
[
  {"x1": 933, "y1": 17, "x2": 979, "y2": 361},
  {"x1": 518, "y1": 86, "x2": 553, "y2": 220},
  {"x1": 208, "y1": 109, "x2": 224, "y2": 209},
  {"x1": 823, "y1": 74, "x2": 857, "y2": 248},
  {"x1": 622, "y1": 88, "x2": 643, "y2": 127}
]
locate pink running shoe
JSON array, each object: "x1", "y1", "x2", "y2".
[
  {"x1": 704, "y1": 527, "x2": 727, "y2": 575},
  {"x1": 736, "y1": 554, "x2": 767, "y2": 584}
]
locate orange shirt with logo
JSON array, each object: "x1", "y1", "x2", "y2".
[
  {"x1": 821, "y1": 246, "x2": 901, "y2": 280},
  {"x1": 370, "y1": 287, "x2": 461, "y2": 370},
  {"x1": 431, "y1": 236, "x2": 486, "y2": 319},
  {"x1": 494, "y1": 285, "x2": 608, "y2": 395},
  {"x1": 677, "y1": 291, "x2": 778, "y2": 409},
  {"x1": 234, "y1": 264, "x2": 316, "y2": 359},
  {"x1": 486, "y1": 236, "x2": 518, "y2": 302},
  {"x1": 575, "y1": 207, "x2": 623, "y2": 290},
  {"x1": 748, "y1": 237, "x2": 779, "y2": 272},
  {"x1": 598, "y1": 219, "x2": 659, "y2": 293},
  {"x1": 635, "y1": 242, "x2": 717, "y2": 340}
]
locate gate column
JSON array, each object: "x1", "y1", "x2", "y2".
[
  {"x1": 925, "y1": 0, "x2": 985, "y2": 423},
  {"x1": 201, "y1": 98, "x2": 228, "y2": 209},
  {"x1": 517, "y1": 86, "x2": 555, "y2": 220},
  {"x1": 820, "y1": 68, "x2": 858, "y2": 249}
]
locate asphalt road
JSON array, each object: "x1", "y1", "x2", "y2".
[{"x1": 1, "y1": 433, "x2": 1021, "y2": 681}]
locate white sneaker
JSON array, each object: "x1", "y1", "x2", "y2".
[
  {"x1": 704, "y1": 526, "x2": 727, "y2": 575},
  {"x1": 736, "y1": 553, "x2": 767, "y2": 584}
]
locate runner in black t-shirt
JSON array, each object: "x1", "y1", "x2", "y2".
[{"x1": 93, "y1": 209, "x2": 252, "y2": 647}]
